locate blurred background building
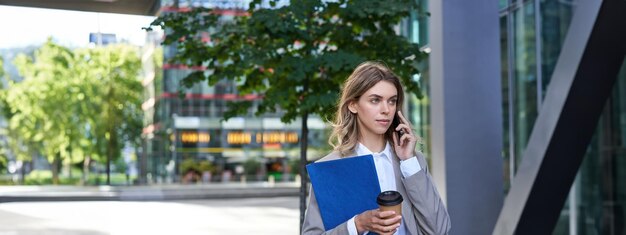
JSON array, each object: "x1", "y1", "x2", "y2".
[{"x1": 140, "y1": 0, "x2": 330, "y2": 184}]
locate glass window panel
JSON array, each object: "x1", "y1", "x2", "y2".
[
  {"x1": 182, "y1": 99, "x2": 191, "y2": 116},
  {"x1": 171, "y1": 97, "x2": 180, "y2": 116},
  {"x1": 604, "y1": 61, "x2": 626, "y2": 235},
  {"x1": 512, "y1": 1, "x2": 538, "y2": 172},
  {"x1": 191, "y1": 98, "x2": 205, "y2": 116},
  {"x1": 403, "y1": 0, "x2": 430, "y2": 157},
  {"x1": 163, "y1": 69, "x2": 193, "y2": 93},
  {"x1": 620, "y1": 62, "x2": 626, "y2": 148},
  {"x1": 408, "y1": 73, "x2": 430, "y2": 157},
  {"x1": 500, "y1": 0, "x2": 508, "y2": 10},
  {"x1": 500, "y1": 15, "x2": 512, "y2": 192},
  {"x1": 201, "y1": 79, "x2": 213, "y2": 94},
  {"x1": 540, "y1": 0, "x2": 574, "y2": 97},
  {"x1": 416, "y1": 0, "x2": 429, "y2": 46},
  {"x1": 154, "y1": 99, "x2": 163, "y2": 123},
  {"x1": 503, "y1": 1, "x2": 625, "y2": 233},
  {"x1": 163, "y1": 42, "x2": 179, "y2": 61},
  {"x1": 554, "y1": 62, "x2": 626, "y2": 235},
  {"x1": 163, "y1": 70, "x2": 175, "y2": 93}
]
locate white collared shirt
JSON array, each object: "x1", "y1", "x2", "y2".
[{"x1": 346, "y1": 142, "x2": 422, "y2": 235}]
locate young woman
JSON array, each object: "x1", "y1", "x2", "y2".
[{"x1": 302, "y1": 61, "x2": 451, "y2": 235}]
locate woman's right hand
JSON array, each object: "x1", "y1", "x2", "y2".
[{"x1": 355, "y1": 209, "x2": 402, "y2": 235}]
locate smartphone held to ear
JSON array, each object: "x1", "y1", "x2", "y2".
[{"x1": 392, "y1": 115, "x2": 404, "y2": 139}]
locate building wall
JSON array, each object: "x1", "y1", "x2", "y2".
[
  {"x1": 416, "y1": 0, "x2": 625, "y2": 233},
  {"x1": 500, "y1": 1, "x2": 625, "y2": 234}
]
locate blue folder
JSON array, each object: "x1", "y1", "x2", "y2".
[{"x1": 306, "y1": 154, "x2": 381, "y2": 231}]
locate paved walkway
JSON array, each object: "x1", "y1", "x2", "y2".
[
  {"x1": 0, "y1": 182, "x2": 301, "y2": 202},
  {"x1": 0, "y1": 197, "x2": 299, "y2": 235}
]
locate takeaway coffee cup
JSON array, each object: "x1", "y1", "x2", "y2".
[{"x1": 377, "y1": 190, "x2": 403, "y2": 217}]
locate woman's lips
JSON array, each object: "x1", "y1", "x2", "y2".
[{"x1": 376, "y1": 119, "x2": 391, "y2": 125}]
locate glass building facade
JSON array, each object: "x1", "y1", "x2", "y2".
[
  {"x1": 501, "y1": 1, "x2": 625, "y2": 234},
  {"x1": 412, "y1": 0, "x2": 624, "y2": 234}
]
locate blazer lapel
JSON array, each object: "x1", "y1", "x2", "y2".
[{"x1": 392, "y1": 155, "x2": 419, "y2": 235}]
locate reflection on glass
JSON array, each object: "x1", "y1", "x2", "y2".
[
  {"x1": 499, "y1": 0, "x2": 508, "y2": 10},
  {"x1": 540, "y1": 0, "x2": 574, "y2": 97},
  {"x1": 554, "y1": 61, "x2": 626, "y2": 235},
  {"x1": 408, "y1": 63, "x2": 430, "y2": 157},
  {"x1": 410, "y1": 73, "x2": 430, "y2": 157},
  {"x1": 406, "y1": 4, "x2": 429, "y2": 158},
  {"x1": 501, "y1": 0, "x2": 625, "y2": 233},
  {"x1": 513, "y1": 1, "x2": 538, "y2": 172},
  {"x1": 613, "y1": 63, "x2": 626, "y2": 235},
  {"x1": 417, "y1": 0, "x2": 429, "y2": 46}
]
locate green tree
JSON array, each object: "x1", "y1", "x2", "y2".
[
  {"x1": 1, "y1": 40, "x2": 143, "y2": 185},
  {"x1": 74, "y1": 45, "x2": 143, "y2": 185},
  {"x1": 0, "y1": 54, "x2": 37, "y2": 179},
  {"x1": 0, "y1": 56, "x2": 5, "y2": 173},
  {"x1": 7, "y1": 41, "x2": 82, "y2": 184},
  {"x1": 146, "y1": 0, "x2": 427, "y2": 226},
  {"x1": 0, "y1": 150, "x2": 6, "y2": 173}
]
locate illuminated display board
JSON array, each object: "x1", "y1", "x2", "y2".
[
  {"x1": 177, "y1": 130, "x2": 214, "y2": 148},
  {"x1": 227, "y1": 131, "x2": 299, "y2": 145},
  {"x1": 176, "y1": 130, "x2": 299, "y2": 149},
  {"x1": 225, "y1": 132, "x2": 300, "y2": 144},
  {"x1": 181, "y1": 131, "x2": 210, "y2": 143}
]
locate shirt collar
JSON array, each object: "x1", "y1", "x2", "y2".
[{"x1": 356, "y1": 142, "x2": 393, "y2": 160}]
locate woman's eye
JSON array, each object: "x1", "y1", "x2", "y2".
[
  {"x1": 389, "y1": 99, "x2": 397, "y2": 105},
  {"x1": 370, "y1": 99, "x2": 380, "y2": 104}
]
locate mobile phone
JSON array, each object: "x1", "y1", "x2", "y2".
[{"x1": 392, "y1": 114, "x2": 404, "y2": 139}]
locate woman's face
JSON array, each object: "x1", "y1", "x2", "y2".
[{"x1": 349, "y1": 80, "x2": 398, "y2": 139}]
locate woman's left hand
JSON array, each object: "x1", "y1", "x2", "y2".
[{"x1": 392, "y1": 111, "x2": 417, "y2": 160}]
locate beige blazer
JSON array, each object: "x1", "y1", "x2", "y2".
[{"x1": 302, "y1": 151, "x2": 451, "y2": 235}]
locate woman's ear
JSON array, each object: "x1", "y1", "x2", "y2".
[{"x1": 348, "y1": 101, "x2": 357, "y2": 114}]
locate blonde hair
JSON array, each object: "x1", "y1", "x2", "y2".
[{"x1": 329, "y1": 61, "x2": 405, "y2": 156}]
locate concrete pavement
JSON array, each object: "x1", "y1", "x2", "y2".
[
  {"x1": 0, "y1": 182, "x2": 300, "y2": 203},
  {"x1": 0, "y1": 197, "x2": 300, "y2": 235}
]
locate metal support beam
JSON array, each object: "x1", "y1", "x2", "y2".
[
  {"x1": 429, "y1": 0, "x2": 503, "y2": 234},
  {"x1": 493, "y1": 0, "x2": 626, "y2": 234}
]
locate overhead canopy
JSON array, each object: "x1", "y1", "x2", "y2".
[{"x1": 0, "y1": 0, "x2": 160, "y2": 16}]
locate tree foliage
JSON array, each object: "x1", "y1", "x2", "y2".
[
  {"x1": 146, "y1": 0, "x2": 427, "y2": 123},
  {"x1": 8, "y1": 41, "x2": 78, "y2": 180},
  {"x1": 0, "y1": 39, "x2": 143, "y2": 184},
  {"x1": 0, "y1": 56, "x2": 5, "y2": 172}
]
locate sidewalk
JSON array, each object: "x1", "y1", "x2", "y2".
[
  {"x1": 0, "y1": 182, "x2": 301, "y2": 203},
  {"x1": 0, "y1": 197, "x2": 300, "y2": 235}
]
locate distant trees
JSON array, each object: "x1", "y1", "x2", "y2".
[
  {"x1": 0, "y1": 56, "x2": 6, "y2": 173},
  {"x1": 0, "y1": 39, "x2": 143, "y2": 184}
]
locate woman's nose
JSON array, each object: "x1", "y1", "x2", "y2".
[{"x1": 381, "y1": 102, "x2": 390, "y2": 113}]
